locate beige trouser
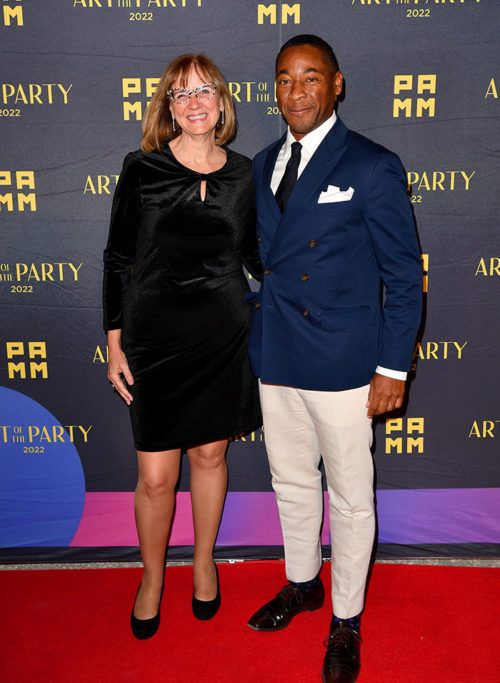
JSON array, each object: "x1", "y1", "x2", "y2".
[{"x1": 259, "y1": 382, "x2": 375, "y2": 619}]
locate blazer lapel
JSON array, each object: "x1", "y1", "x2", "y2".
[
  {"x1": 267, "y1": 119, "x2": 349, "y2": 262},
  {"x1": 258, "y1": 134, "x2": 286, "y2": 247},
  {"x1": 263, "y1": 134, "x2": 285, "y2": 190},
  {"x1": 287, "y1": 119, "x2": 348, "y2": 213}
]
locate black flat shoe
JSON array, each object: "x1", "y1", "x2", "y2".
[
  {"x1": 192, "y1": 564, "x2": 220, "y2": 620},
  {"x1": 130, "y1": 581, "x2": 164, "y2": 639}
]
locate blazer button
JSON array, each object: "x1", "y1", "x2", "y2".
[
  {"x1": 264, "y1": 268, "x2": 271, "y2": 276},
  {"x1": 302, "y1": 309, "x2": 310, "y2": 317},
  {"x1": 255, "y1": 302, "x2": 261, "y2": 309},
  {"x1": 308, "y1": 239, "x2": 317, "y2": 247},
  {"x1": 257, "y1": 236, "x2": 262, "y2": 243},
  {"x1": 301, "y1": 273, "x2": 309, "y2": 282}
]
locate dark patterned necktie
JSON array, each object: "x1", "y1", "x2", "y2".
[{"x1": 275, "y1": 141, "x2": 302, "y2": 212}]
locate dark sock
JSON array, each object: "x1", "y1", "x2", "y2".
[
  {"x1": 294, "y1": 575, "x2": 320, "y2": 592},
  {"x1": 332, "y1": 612, "x2": 361, "y2": 633}
]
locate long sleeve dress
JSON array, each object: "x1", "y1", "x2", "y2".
[{"x1": 103, "y1": 144, "x2": 262, "y2": 451}]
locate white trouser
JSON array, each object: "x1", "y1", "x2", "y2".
[{"x1": 259, "y1": 382, "x2": 375, "y2": 618}]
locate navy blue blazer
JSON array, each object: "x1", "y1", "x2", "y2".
[{"x1": 247, "y1": 118, "x2": 423, "y2": 391}]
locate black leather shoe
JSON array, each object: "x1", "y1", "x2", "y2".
[
  {"x1": 130, "y1": 581, "x2": 164, "y2": 640},
  {"x1": 247, "y1": 579, "x2": 324, "y2": 631},
  {"x1": 322, "y1": 620, "x2": 362, "y2": 683},
  {"x1": 192, "y1": 564, "x2": 220, "y2": 620}
]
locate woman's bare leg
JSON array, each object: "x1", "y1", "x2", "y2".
[
  {"x1": 133, "y1": 448, "x2": 181, "y2": 619},
  {"x1": 187, "y1": 439, "x2": 228, "y2": 600}
]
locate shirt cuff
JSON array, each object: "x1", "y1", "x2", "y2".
[{"x1": 375, "y1": 366, "x2": 407, "y2": 381}]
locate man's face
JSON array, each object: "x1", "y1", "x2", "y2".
[{"x1": 275, "y1": 45, "x2": 343, "y2": 140}]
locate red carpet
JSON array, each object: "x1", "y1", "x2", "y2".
[{"x1": 1, "y1": 561, "x2": 499, "y2": 682}]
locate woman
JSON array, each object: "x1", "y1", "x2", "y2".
[{"x1": 103, "y1": 54, "x2": 262, "y2": 639}]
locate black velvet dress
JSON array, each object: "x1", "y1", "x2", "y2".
[{"x1": 102, "y1": 144, "x2": 262, "y2": 451}]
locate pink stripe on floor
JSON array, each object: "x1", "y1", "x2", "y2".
[{"x1": 70, "y1": 491, "x2": 331, "y2": 547}]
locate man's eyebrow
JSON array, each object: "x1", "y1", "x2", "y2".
[{"x1": 276, "y1": 67, "x2": 322, "y2": 77}]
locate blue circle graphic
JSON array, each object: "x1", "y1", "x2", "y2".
[{"x1": 0, "y1": 386, "x2": 86, "y2": 547}]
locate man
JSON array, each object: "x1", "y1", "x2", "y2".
[{"x1": 246, "y1": 35, "x2": 422, "y2": 682}]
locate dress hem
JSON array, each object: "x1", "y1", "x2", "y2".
[{"x1": 133, "y1": 417, "x2": 263, "y2": 453}]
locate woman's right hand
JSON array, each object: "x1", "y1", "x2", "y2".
[{"x1": 107, "y1": 329, "x2": 134, "y2": 405}]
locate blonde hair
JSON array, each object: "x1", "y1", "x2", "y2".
[{"x1": 142, "y1": 54, "x2": 236, "y2": 152}]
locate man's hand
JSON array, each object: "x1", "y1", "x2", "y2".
[{"x1": 366, "y1": 373, "x2": 405, "y2": 419}]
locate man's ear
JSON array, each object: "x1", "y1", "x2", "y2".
[{"x1": 334, "y1": 70, "x2": 343, "y2": 97}]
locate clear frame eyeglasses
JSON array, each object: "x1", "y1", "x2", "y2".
[{"x1": 167, "y1": 83, "x2": 217, "y2": 105}]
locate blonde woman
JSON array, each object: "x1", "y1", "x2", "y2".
[{"x1": 103, "y1": 54, "x2": 262, "y2": 638}]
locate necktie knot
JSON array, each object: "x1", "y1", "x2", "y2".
[{"x1": 275, "y1": 141, "x2": 302, "y2": 212}]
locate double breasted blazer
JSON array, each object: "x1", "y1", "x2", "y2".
[{"x1": 247, "y1": 118, "x2": 423, "y2": 391}]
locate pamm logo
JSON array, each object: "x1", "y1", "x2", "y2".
[
  {"x1": 257, "y1": 3, "x2": 300, "y2": 24},
  {"x1": 1, "y1": 1, "x2": 23, "y2": 27},
  {"x1": 385, "y1": 417, "x2": 424, "y2": 455},
  {"x1": 394, "y1": 75, "x2": 436, "y2": 118},
  {"x1": 0, "y1": 171, "x2": 36, "y2": 211},
  {"x1": 6, "y1": 341, "x2": 48, "y2": 380}
]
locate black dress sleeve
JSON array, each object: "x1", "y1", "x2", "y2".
[
  {"x1": 102, "y1": 152, "x2": 142, "y2": 331},
  {"x1": 237, "y1": 163, "x2": 263, "y2": 282}
]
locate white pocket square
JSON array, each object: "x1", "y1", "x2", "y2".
[{"x1": 317, "y1": 185, "x2": 354, "y2": 203}]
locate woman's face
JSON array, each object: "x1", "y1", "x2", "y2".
[{"x1": 169, "y1": 66, "x2": 223, "y2": 138}]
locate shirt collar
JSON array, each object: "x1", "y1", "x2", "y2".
[{"x1": 283, "y1": 112, "x2": 337, "y2": 156}]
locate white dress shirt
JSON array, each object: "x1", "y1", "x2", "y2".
[
  {"x1": 270, "y1": 113, "x2": 407, "y2": 382},
  {"x1": 271, "y1": 113, "x2": 337, "y2": 193}
]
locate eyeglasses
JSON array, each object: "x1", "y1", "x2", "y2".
[{"x1": 167, "y1": 83, "x2": 217, "y2": 105}]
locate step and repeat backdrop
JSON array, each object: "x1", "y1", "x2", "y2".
[{"x1": 1, "y1": 1, "x2": 499, "y2": 562}]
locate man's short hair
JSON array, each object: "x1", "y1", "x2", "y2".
[{"x1": 276, "y1": 34, "x2": 340, "y2": 74}]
